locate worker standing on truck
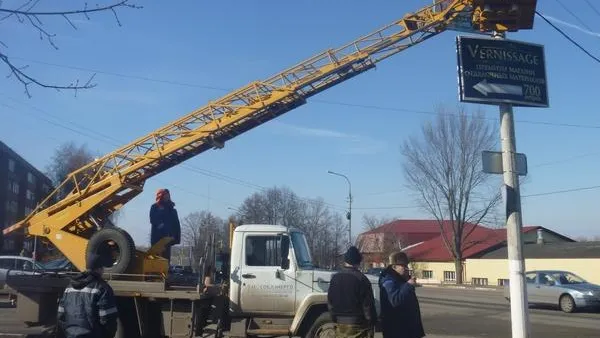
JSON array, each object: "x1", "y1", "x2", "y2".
[
  {"x1": 150, "y1": 188, "x2": 181, "y2": 263},
  {"x1": 327, "y1": 246, "x2": 377, "y2": 338},
  {"x1": 57, "y1": 253, "x2": 118, "y2": 338}
]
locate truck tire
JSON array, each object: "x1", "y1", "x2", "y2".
[
  {"x1": 303, "y1": 312, "x2": 335, "y2": 338},
  {"x1": 87, "y1": 227, "x2": 136, "y2": 274}
]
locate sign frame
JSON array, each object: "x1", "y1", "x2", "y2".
[
  {"x1": 482, "y1": 150, "x2": 528, "y2": 176},
  {"x1": 456, "y1": 35, "x2": 549, "y2": 108}
]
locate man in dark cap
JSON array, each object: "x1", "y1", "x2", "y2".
[
  {"x1": 327, "y1": 246, "x2": 377, "y2": 338},
  {"x1": 378, "y1": 251, "x2": 424, "y2": 338},
  {"x1": 57, "y1": 253, "x2": 118, "y2": 338}
]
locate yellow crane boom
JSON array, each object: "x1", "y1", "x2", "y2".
[{"x1": 2, "y1": 0, "x2": 535, "y2": 275}]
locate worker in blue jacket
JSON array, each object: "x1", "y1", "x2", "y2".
[
  {"x1": 150, "y1": 188, "x2": 181, "y2": 263},
  {"x1": 378, "y1": 251, "x2": 425, "y2": 338}
]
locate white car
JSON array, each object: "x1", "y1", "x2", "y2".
[{"x1": 0, "y1": 255, "x2": 45, "y2": 289}]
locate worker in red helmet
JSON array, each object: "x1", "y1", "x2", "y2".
[{"x1": 150, "y1": 188, "x2": 181, "y2": 263}]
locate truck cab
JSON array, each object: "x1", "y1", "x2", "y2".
[{"x1": 227, "y1": 224, "x2": 381, "y2": 337}]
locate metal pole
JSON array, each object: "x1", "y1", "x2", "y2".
[
  {"x1": 495, "y1": 31, "x2": 530, "y2": 338},
  {"x1": 327, "y1": 171, "x2": 352, "y2": 246}
]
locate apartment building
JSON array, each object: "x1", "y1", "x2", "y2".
[{"x1": 0, "y1": 141, "x2": 53, "y2": 254}]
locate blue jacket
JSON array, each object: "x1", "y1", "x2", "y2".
[
  {"x1": 378, "y1": 267, "x2": 425, "y2": 338},
  {"x1": 150, "y1": 202, "x2": 181, "y2": 246},
  {"x1": 57, "y1": 271, "x2": 118, "y2": 338}
]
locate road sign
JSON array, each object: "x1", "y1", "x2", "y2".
[
  {"x1": 482, "y1": 150, "x2": 528, "y2": 176},
  {"x1": 456, "y1": 36, "x2": 549, "y2": 108}
]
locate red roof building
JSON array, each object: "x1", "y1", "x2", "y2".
[
  {"x1": 357, "y1": 219, "x2": 574, "y2": 268},
  {"x1": 404, "y1": 225, "x2": 574, "y2": 262},
  {"x1": 356, "y1": 219, "x2": 480, "y2": 267}
]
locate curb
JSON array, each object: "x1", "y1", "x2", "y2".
[{"x1": 419, "y1": 284, "x2": 502, "y2": 291}]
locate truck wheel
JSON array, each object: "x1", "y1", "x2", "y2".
[
  {"x1": 303, "y1": 312, "x2": 335, "y2": 338},
  {"x1": 87, "y1": 227, "x2": 136, "y2": 274}
]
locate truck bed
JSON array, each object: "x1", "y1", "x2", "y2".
[{"x1": 5, "y1": 272, "x2": 216, "y2": 301}]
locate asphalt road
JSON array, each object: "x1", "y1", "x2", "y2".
[
  {"x1": 411, "y1": 286, "x2": 600, "y2": 338},
  {"x1": 1, "y1": 286, "x2": 599, "y2": 337}
]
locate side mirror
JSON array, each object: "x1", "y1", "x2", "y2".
[{"x1": 280, "y1": 235, "x2": 290, "y2": 270}]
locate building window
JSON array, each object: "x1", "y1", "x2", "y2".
[
  {"x1": 472, "y1": 278, "x2": 488, "y2": 286},
  {"x1": 498, "y1": 279, "x2": 509, "y2": 286},
  {"x1": 26, "y1": 189, "x2": 35, "y2": 201},
  {"x1": 8, "y1": 158, "x2": 15, "y2": 172},
  {"x1": 27, "y1": 172, "x2": 36, "y2": 185},
  {"x1": 422, "y1": 270, "x2": 433, "y2": 279},
  {"x1": 5, "y1": 200, "x2": 17, "y2": 213},
  {"x1": 7, "y1": 181, "x2": 19, "y2": 194},
  {"x1": 443, "y1": 271, "x2": 456, "y2": 282}
]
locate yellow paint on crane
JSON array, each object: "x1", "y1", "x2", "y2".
[{"x1": 2, "y1": 0, "x2": 538, "y2": 275}]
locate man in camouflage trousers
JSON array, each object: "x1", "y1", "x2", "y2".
[{"x1": 327, "y1": 246, "x2": 377, "y2": 338}]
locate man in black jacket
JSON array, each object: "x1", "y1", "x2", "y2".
[
  {"x1": 57, "y1": 253, "x2": 118, "y2": 338},
  {"x1": 327, "y1": 246, "x2": 377, "y2": 338}
]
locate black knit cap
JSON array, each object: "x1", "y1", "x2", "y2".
[{"x1": 344, "y1": 246, "x2": 362, "y2": 265}]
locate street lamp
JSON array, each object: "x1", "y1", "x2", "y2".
[{"x1": 327, "y1": 170, "x2": 353, "y2": 246}]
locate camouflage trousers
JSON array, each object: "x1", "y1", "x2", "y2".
[{"x1": 334, "y1": 323, "x2": 374, "y2": 338}]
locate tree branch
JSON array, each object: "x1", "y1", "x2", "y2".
[
  {"x1": 0, "y1": 1, "x2": 141, "y2": 96},
  {"x1": 0, "y1": 1, "x2": 140, "y2": 18},
  {"x1": 1, "y1": 51, "x2": 97, "y2": 97}
]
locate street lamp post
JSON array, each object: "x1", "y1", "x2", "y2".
[{"x1": 327, "y1": 170, "x2": 353, "y2": 246}]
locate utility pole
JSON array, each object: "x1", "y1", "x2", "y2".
[
  {"x1": 494, "y1": 30, "x2": 530, "y2": 338},
  {"x1": 327, "y1": 170, "x2": 353, "y2": 246}
]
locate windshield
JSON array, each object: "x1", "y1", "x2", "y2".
[
  {"x1": 291, "y1": 232, "x2": 313, "y2": 269},
  {"x1": 550, "y1": 272, "x2": 586, "y2": 285}
]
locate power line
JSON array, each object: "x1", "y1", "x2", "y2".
[
  {"x1": 11, "y1": 57, "x2": 229, "y2": 92},
  {"x1": 554, "y1": 0, "x2": 592, "y2": 31},
  {"x1": 584, "y1": 0, "x2": 600, "y2": 18},
  {"x1": 5, "y1": 98, "x2": 599, "y2": 208},
  {"x1": 9, "y1": 56, "x2": 600, "y2": 130},
  {"x1": 530, "y1": 151, "x2": 600, "y2": 168},
  {"x1": 315, "y1": 99, "x2": 600, "y2": 130},
  {"x1": 536, "y1": 11, "x2": 600, "y2": 64},
  {"x1": 522, "y1": 184, "x2": 600, "y2": 198},
  {"x1": 0, "y1": 95, "x2": 346, "y2": 211}
]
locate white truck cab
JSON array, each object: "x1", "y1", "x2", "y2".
[{"x1": 227, "y1": 224, "x2": 381, "y2": 337}]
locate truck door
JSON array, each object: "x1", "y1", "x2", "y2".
[{"x1": 239, "y1": 233, "x2": 295, "y2": 315}]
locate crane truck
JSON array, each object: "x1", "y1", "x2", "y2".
[{"x1": 1, "y1": 0, "x2": 537, "y2": 337}]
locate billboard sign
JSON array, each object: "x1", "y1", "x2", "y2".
[{"x1": 456, "y1": 36, "x2": 549, "y2": 107}]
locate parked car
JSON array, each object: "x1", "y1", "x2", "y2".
[
  {"x1": 504, "y1": 270, "x2": 600, "y2": 313},
  {"x1": 366, "y1": 267, "x2": 384, "y2": 276},
  {"x1": 0, "y1": 255, "x2": 74, "y2": 290},
  {"x1": 0, "y1": 255, "x2": 45, "y2": 272}
]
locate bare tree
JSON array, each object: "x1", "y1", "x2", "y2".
[
  {"x1": 238, "y1": 186, "x2": 304, "y2": 226},
  {"x1": 0, "y1": 1, "x2": 141, "y2": 97},
  {"x1": 46, "y1": 141, "x2": 95, "y2": 199},
  {"x1": 236, "y1": 186, "x2": 347, "y2": 269},
  {"x1": 361, "y1": 214, "x2": 399, "y2": 232},
  {"x1": 401, "y1": 107, "x2": 501, "y2": 284},
  {"x1": 182, "y1": 211, "x2": 227, "y2": 272}
]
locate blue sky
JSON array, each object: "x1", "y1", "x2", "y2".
[{"x1": 2, "y1": 0, "x2": 600, "y2": 246}]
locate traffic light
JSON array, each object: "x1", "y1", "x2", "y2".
[{"x1": 472, "y1": 0, "x2": 537, "y2": 32}]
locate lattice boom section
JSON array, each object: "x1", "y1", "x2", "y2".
[{"x1": 7, "y1": 0, "x2": 471, "y2": 234}]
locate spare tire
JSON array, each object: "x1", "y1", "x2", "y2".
[{"x1": 87, "y1": 227, "x2": 136, "y2": 274}]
